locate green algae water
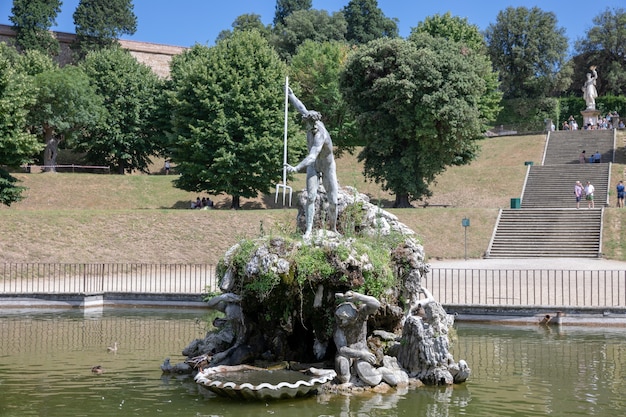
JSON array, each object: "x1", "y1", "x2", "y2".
[{"x1": 0, "y1": 309, "x2": 625, "y2": 416}]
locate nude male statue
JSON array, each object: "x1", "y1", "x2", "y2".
[{"x1": 285, "y1": 88, "x2": 339, "y2": 238}]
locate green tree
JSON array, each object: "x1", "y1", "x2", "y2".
[
  {"x1": 340, "y1": 35, "x2": 488, "y2": 207},
  {"x1": 78, "y1": 47, "x2": 163, "y2": 174},
  {"x1": 573, "y1": 7, "x2": 626, "y2": 97},
  {"x1": 485, "y1": 6, "x2": 570, "y2": 99},
  {"x1": 14, "y1": 48, "x2": 58, "y2": 76},
  {"x1": 216, "y1": 14, "x2": 272, "y2": 44},
  {"x1": 411, "y1": 12, "x2": 485, "y2": 51},
  {"x1": 342, "y1": 0, "x2": 398, "y2": 44},
  {"x1": 273, "y1": 0, "x2": 311, "y2": 26},
  {"x1": 168, "y1": 31, "x2": 302, "y2": 209},
  {"x1": 271, "y1": 9, "x2": 347, "y2": 61},
  {"x1": 410, "y1": 13, "x2": 502, "y2": 128},
  {"x1": 28, "y1": 66, "x2": 104, "y2": 171},
  {"x1": 289, "y1": 40, "x2": 358, "y2": 153},
  {"x1": 0, "y1": 43, "x2": 44, "y2": 205},
  {"x1": 73, "y1": 0, "x2": 137, "y2": 58},
  {"x1": 9, "y1": 0, "x2": 61, "y2": 56}
]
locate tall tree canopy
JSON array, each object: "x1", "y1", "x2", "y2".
[
  {"x1": 340, "y1": 35, "x2": 489, "y2": 207},
  {"x1": 9, "y1": 0, "x2": 61, "y2": 56},
  {"x1": 271, "y1": 9, "x2": 347, "y2": 61},
  {"x1": 14, "y1": 49, "x2": 58, "y2": 76},
  {"x1": 73, "y1": 0, "x2": 137, "y2": 58},
  {"x1": 273, "y1": 0, "x2": 311, "y2": 26},
  {"x1": 342, "y1": 0, "x2": 398, "y2": 44},
  {"x1": 28, "y1": 65, "x2": 104, "y2": 171},
  {"x1": 410, "y1": 13, "x2": 502, "y2": 128},
  {"x1": 0, "y1": 43, "x2": 43, "y2": 205},
  {"x1": 78, "y1": 47, "x2": 162, "y2": 174},
  {"x1": 215, "y1": 14, "x2": 272, "y2": 44},
  {"x1": 411, "y1": 12, "x2": 485, "y2": 51},
  {"x1": 289, "y1": 40, "x2": 358, "y2": 153},
  {"x1": 573, "y1": 7, "x2": 626, "y2": 97},
  {"x1": 485, "y1": 6, "x2": 570, "y2": 99},
  {"x1": 167, "y1": 31, "x2": 303, "y2": 209}
]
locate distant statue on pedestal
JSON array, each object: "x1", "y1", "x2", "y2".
[
  {"x1": 580, "y1": 66, "x2": 600, "y2": 126},
  {"x1": 285, "y1": 87, "x2": 339, "y2": 239},
  {"x1": 582, "y1": 66, "x2": 598, "y2": 110}
]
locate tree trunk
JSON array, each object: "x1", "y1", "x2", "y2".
[
  {"x1": 230, "y1": 195, "x2": 241, "y2": 210},
  {"x1": 393, "y1": 193, "x2": 413, "y2": 208},
  {"x1": 43, "y1": 126, "x2": 59, "y2": 173}
]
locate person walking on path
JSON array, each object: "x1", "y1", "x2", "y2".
[
  {"x1": 574, "y1": 181, "x2": 584, "y2": 209},
  {"x1": 617, "y1": 180, "x2": 625, "y2": 208},
  {"x1": 585, "y1": 181, "x2": 595, "y2": 208}
]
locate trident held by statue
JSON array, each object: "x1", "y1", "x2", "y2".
[{"x1": 275, "y1": 76, "x2": 293, "y2": 206}]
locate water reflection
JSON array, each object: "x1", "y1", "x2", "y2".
[
  {"x1": 451, "y1": 323, "x2": 626, "y2": 416},
  {"x1": 1, "y1": 310, "x2": 625, "y2": 416},
  {"x1": 0, "y1": 309, "x2": 208, "y2": 417}
]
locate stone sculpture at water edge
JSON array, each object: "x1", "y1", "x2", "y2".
[{"x1": 166, "y1": 186, "x2": 470, "y2": 398}]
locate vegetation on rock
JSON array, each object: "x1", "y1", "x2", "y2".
[{"x1": 211, "y1": 189, "x2": 428, "y2": 363}]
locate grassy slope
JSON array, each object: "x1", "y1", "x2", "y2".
[{"x1": 2, "y1": 132, "x2": 625, "y2": 265}]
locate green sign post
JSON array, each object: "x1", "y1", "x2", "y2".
[{"x1": 462, "y1": 218, "x2": 470, "y2": 260}]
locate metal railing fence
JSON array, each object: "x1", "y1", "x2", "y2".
[
  {"x1": 427, "y1": 268, "x2": 626, "y2": 308},
  {"x1": 0, "y1": 263, "x2": 218, "y2": 294},
  {"x1": 2, "y1": 264, "x2": 626, "y2": 309}
]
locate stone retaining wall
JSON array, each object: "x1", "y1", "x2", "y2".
[
  {"x1": 0, "y1": 293, "x2": 208, "y2": 310},
  {"x1": 0, "y1": 24, "x2": 186, "y2": 78}
]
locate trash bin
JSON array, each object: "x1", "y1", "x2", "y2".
[
  {"x1": 510, "y1": 198, "x2": 521, "y2": 209},
  {"x1": 524, "y1": 161, "x2": 534, "y2": 166}
]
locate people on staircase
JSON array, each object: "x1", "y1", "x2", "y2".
[
  {"x1": 592, "y1": 151, "x2": 601, "y2": 163},
  {"x1": 574, "y1": 181, "x2": 584, "y2": 209},
  {"x1": 585, "y1": 181, "x2": 595, "y2": 209},
  {"x1": 616, "y1": 180, "x2": 624, "y2": 208}
]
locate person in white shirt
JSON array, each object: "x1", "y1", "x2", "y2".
[{"x1": 585, "y1": 181, "x2": 595, "y2": 208}]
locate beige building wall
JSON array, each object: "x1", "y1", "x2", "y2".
[{"x1": 0, "y1": 24, "x2": 186, "y2": 78}]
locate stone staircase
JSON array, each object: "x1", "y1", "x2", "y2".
[
  {"x1": 543, "y1": 130, "x2": 615, "y2": 165},
  {"x1": 486, "y1": 129, "x2": 614, "y2": 258},
  {"x1": 487, "y1": 208, "x2": 603, "y2": 258},
  {"x1": 521, "y1": 164, "x2": 610, "y2": 208}
]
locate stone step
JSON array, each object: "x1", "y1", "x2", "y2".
[
  {"x1": 490, "y1": 250, "x2": 600, "y2": 255},
  {"x1": 487, "y1": 208, "x2": 601, "y2": 258},
  {"x1": 521, "y1": 164, "x2": 610, "y2": 209},
  {"x1": 544, "y1": 130, "x2": 614, "y2": 165},
  {"x1": 487, "y1": 130, "x2": 614, "y2": 258}
]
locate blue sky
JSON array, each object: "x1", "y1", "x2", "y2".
[{"x1": 0, "y1": 1, "x2": 623, "y2": 53}]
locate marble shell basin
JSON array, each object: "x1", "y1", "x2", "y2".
[{"x1": 195, "y1": 365, "x2": 337, "y2": 400}]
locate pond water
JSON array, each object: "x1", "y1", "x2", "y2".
[{"x1": 0, "y1": 308, "x2": 625, "y2": 416}]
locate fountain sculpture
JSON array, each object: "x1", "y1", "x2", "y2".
[
  {"x1": 167, "y1": 90, "x2": 469, "y2": 398},
  {"x1": 167, "y1": 185, "x2": 469, "y2": 398}
]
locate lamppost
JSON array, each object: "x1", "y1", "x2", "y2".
[{"x1": 462, "y1": 217, "x2": 470, "y2": 260}]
